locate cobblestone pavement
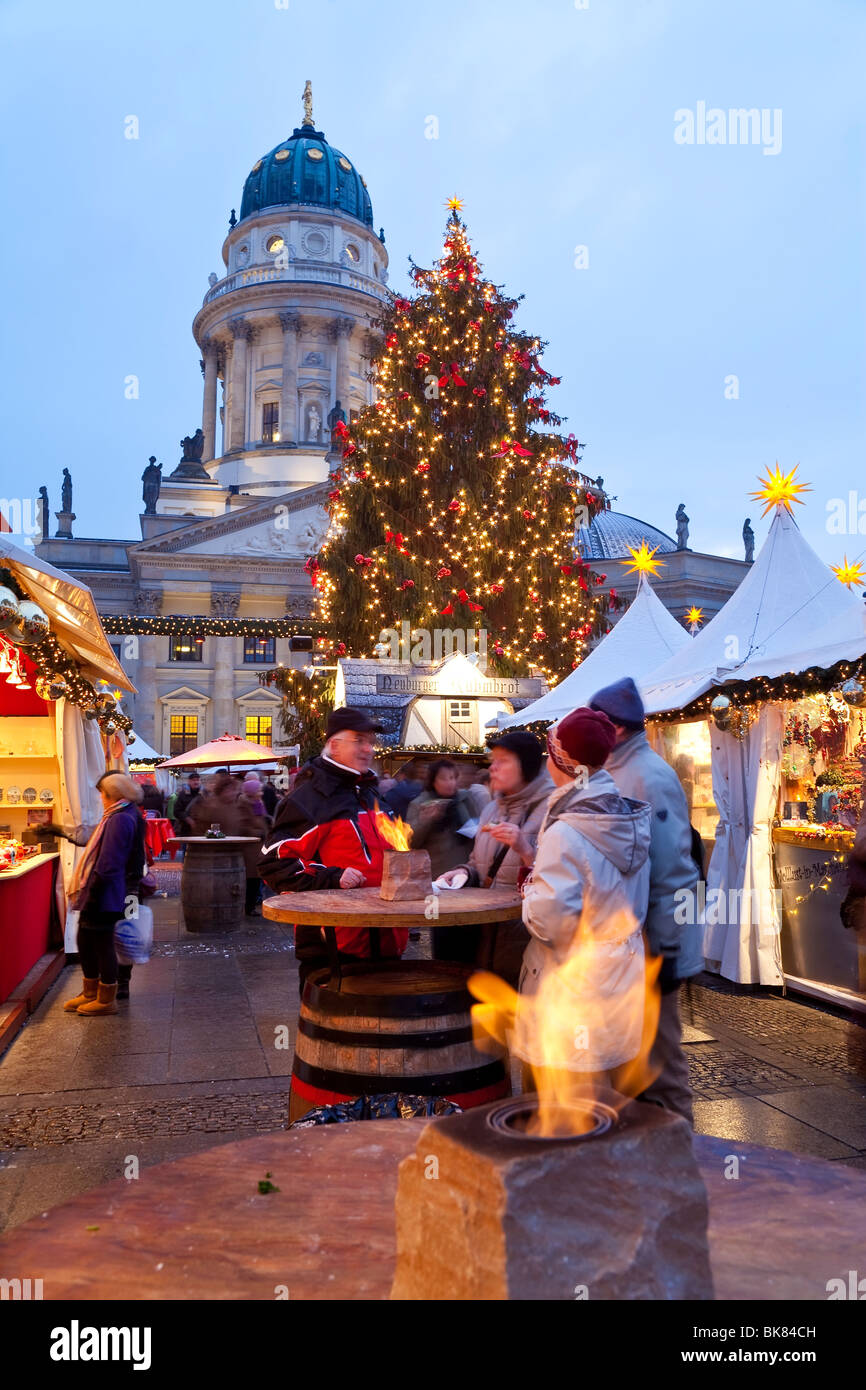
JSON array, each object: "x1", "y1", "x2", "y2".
[{"x1": 1, "y1": 895, "x2": 865, "y2": 1231}]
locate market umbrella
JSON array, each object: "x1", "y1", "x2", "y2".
[{"x1": 159, "y1": 733, "x2": 280, "y2": 770}]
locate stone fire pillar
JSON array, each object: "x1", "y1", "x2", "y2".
[{"x1": 278, "y1": 311, "x2": 302, "y2": 445}]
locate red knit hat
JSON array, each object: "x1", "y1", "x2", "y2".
[{"x1": 547, "y1": 706, "x2": 617, "y2": 775}]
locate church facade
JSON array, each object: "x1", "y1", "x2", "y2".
[{"x1": 34, "y1": 87, "x2": 750, "y2": 754}]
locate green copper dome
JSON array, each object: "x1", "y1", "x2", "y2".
[{"x1": 239, "y1": 123, "x2": 374, "y2": 228}]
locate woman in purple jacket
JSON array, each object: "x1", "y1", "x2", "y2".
[{"x1": 64, "y1": 772, "x2": 146, "y2": 1016}]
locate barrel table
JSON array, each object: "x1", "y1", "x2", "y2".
[
  {"x1": 262, "y1": 886, "x2": 522, "y2": 1121},
  {"x1": 169, "y1": 836, "x2": 261, "y2": 934}
]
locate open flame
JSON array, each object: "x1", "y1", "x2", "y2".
[
  {"x1": 374, "y1": 804, "x2": 413, "y2": 852},
  {"x1": 469, "y1": 909, "x2": 662, "y2": 1138}
]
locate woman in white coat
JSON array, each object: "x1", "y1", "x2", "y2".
[{"x1": 516, "y1": 707, "x2": 653, "y2": 1097}]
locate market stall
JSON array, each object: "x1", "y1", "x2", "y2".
[
  {"x1": 642, "y1": 476, "x2": 866, "y2": 1007},
  {"x1": 0, "y1": 538, "x2": 135, "y2": 1012}
]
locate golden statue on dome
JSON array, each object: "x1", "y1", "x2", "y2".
[{"x1": 302, "y1": 79, "x2": 314, "y2": 128}]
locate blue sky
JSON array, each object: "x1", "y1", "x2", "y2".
[{"x1": 1, "y1": 0, "x2": 863, "y2": 569}]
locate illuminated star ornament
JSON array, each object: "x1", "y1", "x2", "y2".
[
  {"x1": 685, "y1": 606, "x2": 704, "y2": 628},
  {"x1": 624, "y1": 540, "x2": 664, "y2": 577},
  {"x1": 750, "y1": 463, "x2": 811, "y2": 517},
  {"x1": 445, "y1": 195, "x2": 464, "y2": 212},
  {"x1": 831, "y1": 556, "x2": 866, "y2": 590}
]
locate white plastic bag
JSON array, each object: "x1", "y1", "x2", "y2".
[{"x1": 114, "y1": 902, "x2": 154, "y2": 965}]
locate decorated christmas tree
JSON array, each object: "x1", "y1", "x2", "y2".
[{"x1": 311, "y1": 200, "x2": 612, "y2": 682}]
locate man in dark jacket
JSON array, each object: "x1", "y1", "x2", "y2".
[
  {"x1": 383, "y1": 761, "x2": 424, "y2": 819},
  {"x1": 172, "y1": 773, "x2": 201, "y2": 835},
  {"x1": 258, "y1": 708, "x2": 408, "y2": 988},
  {"x1": 261, "y1": 774, "x2": 279, "y2": 818}
]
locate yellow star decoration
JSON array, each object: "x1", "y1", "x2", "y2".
[
  {"x1": 112, "y1": 689, "x2": 124, "y2": 702},
  {"x1": 831, "y1": 556, "x2": 866, "y2": 589},
  {"x1": 445, "y1": 195, "x2": 464, "y2": 212},
  {"x1": 686, "y1": 606, "x2": 704, "y2": 627},
  {"x1": 750, "y1": 462, "x2": 811, "y2": 517},
  {"x1": 624, "y1": 540, "x2": 664, "y2": 576}
]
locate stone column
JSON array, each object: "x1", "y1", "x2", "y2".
[
  {"x1": 210, "y1": 592, "x2": 240, "y2": 737},
  {"x1": 331, "y1": 315, "x2": 355, "y2": 416},
  {"x1": 228, "y1": 318, "x2": 253, "y2": 452},
  {"x1": 201, "y1": 338, "x2": 219, "y2": 461},
  {"x1": 278, "y1": 311, "x2": 302, "y2": 445},
  {"x1": 134, "y1": 589, "x2": 162, "y2": 748}
]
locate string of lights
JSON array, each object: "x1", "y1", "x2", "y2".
[{"x1": 100, "y1": 615, "x2": 315, "y2": 638}]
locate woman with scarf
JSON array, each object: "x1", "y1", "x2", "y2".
[
  {"x1": 438, "y1": 732, "x2": 554, "y2": 986},
  {"x1": 64, "y1": 772, "x2": 147, "y2": 1017}
]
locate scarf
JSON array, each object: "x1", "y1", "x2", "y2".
[{"x1": 68, "y1": 799, "x2": 129, "y2": 908}]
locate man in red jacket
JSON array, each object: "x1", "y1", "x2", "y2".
[{"x1": 258, "y1": 707, "x2": 408, "y2": 988}]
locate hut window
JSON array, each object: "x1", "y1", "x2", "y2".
[{"x1": 449, "y1": 701, "x2": 471, "y2": 722}]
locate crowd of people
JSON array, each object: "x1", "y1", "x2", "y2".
[{"x1": 57, "y1": 679, "x2": 707, "y2": 1125}]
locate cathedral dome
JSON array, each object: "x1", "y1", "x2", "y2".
[
  {"x1": 239, "y1": 123, "x2": 374, "y2": 229},
  {"x1": 576, "y1": 510, "x2": 678, "y2": 561}
]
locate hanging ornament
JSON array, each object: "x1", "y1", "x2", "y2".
[
  {"x1": 414, "y1": 351, "x2": 431, "y2": 368},
  {"x1": 436, "y1": 567, "x2": 452, "y2": 579},
  {"x1": 0, "y1": 587, "x2": 21, "y2": 634},
  {"x1": 840, "y1": 678, "x2": 866, "y2": 707},
  {"x1": 711, "y1": 694, "x2": 731, "y2": 729},
  {"x1": 127, "y1": 731, "x2": 136, "y2": 746}
]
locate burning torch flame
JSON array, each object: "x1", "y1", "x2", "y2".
[
  {"x1": 373, "y1": 804, "x2": 412, "y2": 852},
  {"x1": 469, "y1": 910, "x2": 662, "y2": 1138}
]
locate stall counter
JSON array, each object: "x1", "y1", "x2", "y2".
[
  {"x1": 0, "y1": 852, "x2": 60, "y2": 1003},
  {"x1": 773, "y1": 826, "x2": 865, "y2": 1007}
]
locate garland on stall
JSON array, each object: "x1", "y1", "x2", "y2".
[{"x1": 100, "y1": 614, "x2": 316, "y2": 638}]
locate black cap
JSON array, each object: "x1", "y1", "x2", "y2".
[{"x1": 325, "y1": 706, "x2": 383, "y2": 738}]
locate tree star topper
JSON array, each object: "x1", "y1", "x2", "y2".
[
  {"x1": 445, "y1": 195, "x2": 464, "y2": 212},
  {"x1": 750, "y1": 463, "x2": 811, "y2": 517},
  {"x1": 624, "y1": 539, "x2": 664, "y2": 577},
  {"x1": 830, "y1": 555, "x2": 866, "y2": 589}
]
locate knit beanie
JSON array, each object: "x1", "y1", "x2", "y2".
[
  {"x1": 547, "y1": 707, "x2": 617, "y2": 776},
  {"x1": 243, "y1": 775, "x2": 262, "y2": 794},
  {"x1": 589, "y1": 676, "x2": 645, "y2": 729},
  {"x1": 489, "y1": 731, "x2": 544, "y2": 784}
]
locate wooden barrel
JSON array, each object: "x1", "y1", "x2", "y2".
[
  {"x1": 289, "y1": 960, "x2": 510, "y2": 1123},
  {"x1": 181, "y1": 844, "x2": 245, "y2": 934}
]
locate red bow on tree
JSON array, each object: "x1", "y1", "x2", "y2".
[
  {"x1": 493, "y1": 439, "x2": 533, "y2": 458},
  {"x1": 304, "y1": 557, "x2": 321, "y2": 587},
  {"x1": 563, "y1": 433, "x2": 580, "y2": 460},
  {"x1": 415, "y1": 351, "x2": 431, "y2": 368},
  {"x1": 447, "y1": 499, "x2": 461, "y2": 511},
  {"x1": 512, "y1": 349, "x2": 532, "y2": 369},
  {"x1": 416, "y1": 462, "x2": 430, "y2": 473},
  {"x1": 488, "y1": 583, "x2": 504, "y2": 595},
  {"x1": 472, "y1": 387, "x2": 486, "y2": 397},
  {"x1": 436, "y1": 567, "x2": 452, "y2": 579},
  {"x1": 440, "y1": 602, "x2": 454, "y2": 615},
  {"x1": 332, "y1": 420, "x2": 350, "y2": 440},
  {"x1": 384, "y1": 529, "x2": 404, "y2": 547},
  {"x1": 457, "y1": 589, "x2": 470, "y2": 604},
  {"x1": 560, "y1": 563, "x2": 573, "y2": 575},
  {"x1": 353, "y1": 554, "x2": 374, "y2": 568},
  {"x1": 468, "y1": 601, "x2": 483, "y2": 612},
  {"x1": 482, "y1": 302, "x2": 495, "y2": 314},
  {"x1": 399, "y1": 579, "x2": 415, "y2": 591},
  {"x1": 342, "y1": 441, "x2": 357, "y2": 459},
  {"x1": 385, "y1": 333, "x2": 399, "y2": 349},
  {"x1": 468, "y1": 320, "x2": 481, "y2": 331},
  {"x1": 523, "y1": 510, "x2": 535, "y2": 521},
  {"x1": 438, "y1": 362, "x2": 467, "y2": 388},
  {"x1": 394, "y1": 298, "x2": 412, "y2": 314},
  {"x1": 532, "y1": 630, "x2": 547, "y2": 642},
  {"x1": 328, "y1": 489, "x2": 340, "y2": 502}
]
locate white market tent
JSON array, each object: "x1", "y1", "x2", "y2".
[
  {"x1": 497, "y1": 571, "x2": 692, "y2": 730},
  {"x1": 642, "y1": 506, "x2": 866, "y2": 715},
  {"x1": 641, "y1": 504, "x2": 866, "y2": 987}
]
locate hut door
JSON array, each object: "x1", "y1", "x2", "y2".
[{"x1": 442, "y1": 698, "x2": 475, "y2": 747}]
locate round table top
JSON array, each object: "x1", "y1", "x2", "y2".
[
  {"x1": 168, "y1": 836, "x2": 261, "y2": 847},
  {"x1": 262, "y1": 884, "x2": 522, "y2": 929},
  {"x1": 3, "y1": 1123, "x2": 865, "y2": 1301}
]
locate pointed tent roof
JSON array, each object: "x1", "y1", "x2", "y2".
[
  {"x1": 642, "y1": 505, "x2": 866, "y2": 714},
  {"x1": 498, "y1": 572, "x2": 692, "y2": 729}
]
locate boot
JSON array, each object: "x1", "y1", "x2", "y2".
[
  {"x1": 64, "y1": 977, "x2": 98, "y2": 1012},
  {"x1": 77, "y1": 981, "x2": 118, "y2": 1016}
]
